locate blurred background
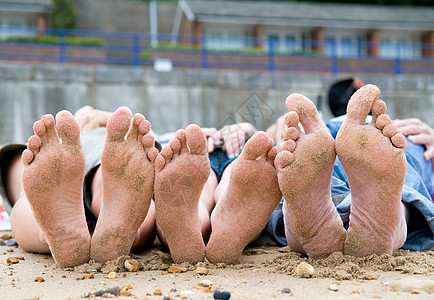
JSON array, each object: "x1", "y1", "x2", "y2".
[{"x1": 0, "y1": 0, "x2": 433, "y2": 143}]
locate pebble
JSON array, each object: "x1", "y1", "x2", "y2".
[
  {"x1": 198, "y1": 279, "x2": 213, "y2": 287},
  {"x1": 170, "y1": 288, "x2": 177, "y2": 293},
  {"x1": 107, "y1": 272, "x2": 117, "y2": 279},
  {"x1": 329, "y1": 284, "x2": 339, "y2": 291},
  {"x1": 34, "y1": 277, "x2": 45, "y2": 283},
  {"x1": 81, "y1": 273, "x2": 94, "y2": 280},
  {"x1": 294, "y1": 262, "x2": 315, "y2": 278},
  {"x1": 6, "y1": 256, "x2": 23, "y2": 266},
  {"x1": 213, "y1": 290, "x2": 231, "y2": 300},
  {"x1": 93, "y1": 286, "x2": 120, "y2": 297},
  {"x1": 163, "y1": 296, "x2": 171, "y2": 300},
  {"x1": 124, "y1": 259, "x2": 141, "y2": 272},
  {"x1": 154, "y1": 289, "x2": 163, "y2": 296},
  {"x1": 5, "y1": 240, "x2": 17, "y2": 247},
  {"x1": 365, "y1": 274, "x2": 379, "y2": 280},
  {"x1": 167, "y1": 266, "x2": 182, "y2": 273},
  {"x1": 119, "y1": 285, "x2": 132, "y2": 296},
  {"x1": 0, "y1": 240, "x2": 5, "y2": 246},
  {"x1": 281, "y1": 288, "x2": 291, "y2": 294},
  {"x1": 0, "y1": 234, "x2": 12, "y2": 240},
  {"x1": 159, "y1": 264, "x2": 170, "y2": 270},
  {"x1": 180, "y1": 290, "x2": 194, "y2": 296},
  {"x1": 195, "y1": 267, "x2": 209, "y2": 275}
]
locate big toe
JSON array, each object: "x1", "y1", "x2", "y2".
[
  {"x1": 106, "y1": 107, "x2": 132, "y2": 142},
  {"x1": 56, "y1": 110, "x2": 81, "y2": 146},
  {"x1": 346, "y1": 84, "x2": 380, "y2": 125},
  {"x1": 186, "y1": 124, "x2": 207, "y2": 156},
  {"x1": 239, "y1": 131, "x2": 273, "y2": 160},
  {"x1": 285, "y1": 93, "x2": 323, "y2": 133}
]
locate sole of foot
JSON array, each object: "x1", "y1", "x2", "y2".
[
  {"x1": 154, "y1": 124, "x2": 210, "y2": 263},
  {"x1": 90, "y1": 107, "x2": 158, "y2": 263},
  {"x1": 22, "y1": 111, "x2": 90, "y2": 267},
  {"x1": 335, "y1": 84, "x2": 407, "y2": 256},
  {"x1": 275, "y1": 93, "x2": 347, "y2": 259},
  {"x1": 206, "y1": 131, "x2": 282, "y2": 264}
]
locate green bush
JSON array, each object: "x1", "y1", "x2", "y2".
[
  {"x1": 0, "y1": 35, "x2": 105, "y2": 46},
  {"x1": 50, "y1": 0, "x2": 77, "y2": 29}
]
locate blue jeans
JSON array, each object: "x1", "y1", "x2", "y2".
[{"x1": 266, "y1": 120, "x2": 434, "y2": 251}]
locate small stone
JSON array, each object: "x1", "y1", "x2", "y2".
[
  {"x1": 180, "y1": 290, "x2": 194, "y2": 296},
  {"x1": 0, "y1": 240, "x2": 5, "y2": 246},
  {"x1": 119, "y1": 284, "x2": 132, "y2": 296},
  {"x1": 213, "y1": 290, "x2": 231, "y2": 300},
  {"x1": 180, "y1": 266, "x2": 188, "y2": 272},
  {"x1": 87, "y1": 269, "x2": 97, "y2": 273},
  {"x1": 107, "y1": 272, "x2": 117, "y2": 279},
  {"x1": 294, "y1": 262, "x2": 315, "y2": 278},
  {"x1": 81, "y1": 273, "x2": 94, "y2": 280},
  {"x1": 124, "y1": 259, "x2": 141, "y2": 272},
  {"x1": 167, "y1": 266, "x2": 182, "y2": 273},
  {"x1": 34, "y1": 277, "x2": 45, "y2": 283},
  {"x1": 329, "y1": 284, "x2": 339, "y2": 291},
  {"x1": 101, "y1": 293, "x2": 116, "y2": 298},
  {"x1": 154, "y1": 289, "x2": 163, "y2": 296},
  {"x1": 281, "y1": 288, "x2": 291, "y2": 294},
  {"x1": 170, "y1": 288, "x2": 177, "y2": 293},
  {"x1": 93, "y1": 286, "x2": 120, "y2": 297},
  {"x1": 163, "y1": 296, "x2": 171, "y2": 300},
  {"x1": 195, "y1": 267, "x2": 209, "y2": 275},
  {"x1": 1, "y1": 234, "x2": 12, "y2": 240},
  {"x1": 365, "y1": 274, "x2": 379, "y2": 280},
  {"x1": 411, "y1": 289, "x2": 421, "y2": 294},
  {"x1": 5, "y1": 240, "x2": 17, "y2": 247},
  {"x1": 6, "y1": 257, "x2": 23, "y2": 266},
  {"x1": 159, "y1": 264, "x2": 170, "y2": 270},
  {"x1": 198, "y1": 279, "x2": 213, "y2": 287}
]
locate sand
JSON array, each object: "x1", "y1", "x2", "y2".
[{"x1": 1, "y1": 232, "x2": 433, "y2": 300}]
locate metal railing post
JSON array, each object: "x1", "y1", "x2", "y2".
[
  {"x1": 268, "y1": 39, "x2": 275, "y2": 73},
  {"x1": 395, "y1": 43, "x2": 402, "y2": 75},
  {"x1": 201, "y1": 36, "x2": 208, "y2": 70},
  {"x1": 58, "y1": 30, "x2": 66, "y2": 65},
  {"x1": 133, "y1": 34, "x2": 140, "y2": 67}
]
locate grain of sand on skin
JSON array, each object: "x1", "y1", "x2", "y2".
[
  {"x1": 21, "y1": 111, "x2": 91, "y2": 267},
  {"x1": 91, "y1": 107, "x2": 158, "y2": 263},
  {"x1": 335, "y1": 84, "x2": 408, "y2": 257},
  {"x1": 275, "y1": 93, "x2": 346, "y2": 259},
  {"x1": 206, "y1": 132, "x2": 283, "y2": 264},
  {"x1": 154, "y1": 125, "x2": 210, "y2": 264}
]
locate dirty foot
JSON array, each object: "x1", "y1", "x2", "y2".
[
  {"x1": 91, "y1": 107, "x2": 158, "y2": 263},
  {"x1": 22, "y1": 111, "x2": 90, "y2": 267},
  {"x1": 335, "y1": 84, "x2": 407, "y2": 256},
  {"x1": 154, "y1": 125, "x2": 210, "y2": 263},
  {"x1": 206, "y1": 132, "x2": 282, "y2": 264},
  {"x1": 275, "y1": 94, "x2": 346, "y2": 258}
]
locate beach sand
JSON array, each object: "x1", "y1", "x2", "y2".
[{"x1": 1, "y1": 232, "x2": 433, "y2": 300}]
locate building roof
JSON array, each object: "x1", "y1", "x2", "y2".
[
  {"x1": 180, "y1": 0, "x2": 434, "y2": 30},
  {"x1": 0, "y1": 0, "x2": 51, "y2": 13}
]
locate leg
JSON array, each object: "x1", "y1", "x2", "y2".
[
  {"x1": 154, "y1": 125, "x2": 210, "y2": 263},
  {"x1": 275, "y1": 94, "x2": 346, "y2": 258},
  {"x1": 90, "y1": 107, "x2": 158, "y2": 263},
  {"x1": 17, "y1": 112, "x2": 90, "y2": 267},
  {"x1": 335, "y1": 84, "x2": 407, "y2": 256},
  {"x1": 206, "y1": 132, "x2": 282, "y2": 264}
]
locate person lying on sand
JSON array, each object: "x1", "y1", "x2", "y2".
[
  {"x1": 0, "y1": 105, "x2": 261, "y2": 267},
  {"x1": 1, "y1": 84, "x2": 433, "y2": 268},
  {"x1": 265, "y1": 84, "x2": 434, "y2": 258}
]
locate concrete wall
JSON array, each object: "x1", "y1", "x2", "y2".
[{"x1": 0, "y1": 62, "x2": 433, "y2": 144}]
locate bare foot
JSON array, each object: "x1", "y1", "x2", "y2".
[
  {"x1": 90, "y1": 107, "x2": 158, "y2": 263},
  {"x1": 335, "y1": 84, "x2": 407, "y2": 256},
  {"x1": 154, "y1": 125, "x2": 210, "y2": 263},
  {"x1": 275, "y1": 94, "x2": 346, "y2": 259},
  {"x1": 206, "y1": 132, "x2": 282, "y2": 264},
  {"x1": 22, "y1": 111, "x2": 90, "y2": 267}
]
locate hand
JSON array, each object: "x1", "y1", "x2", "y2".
[{"x1": 392, "y1": 118, "x2": 434, "y2": 160}]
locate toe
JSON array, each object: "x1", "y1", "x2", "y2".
[
  {"x1": 346, "y1": 84, "x2": 380, "y2": 125},
  {"x1": 42, "y1": 114, "x2": 59, "y2": 144},
  {"x1": 27, "y1": 135, "x2": 41, "y2": 156},
  {"x1": 375, "y1": 114, "x2": 391, "y2": 130},
  {"x1": 106, "y1": 107, "x2": 132, "y2": 142},
  {"x1": 169, "y1": 137, "x2": 182, "y2": 158},
  {"x1": 371, "y1": 99, "x2": 387, "y2": 124},
  {"x1": 186, "y1": 124, "x2": 207, "y2": 156},
  {"x1": 176, "y1": 129, "x2": 188, "y2": 154},
  {"x1": 160, "y1": 146, "x2": 174, "y2": 166},
  {"x1": 285, "y1": 111, "x2": 300, "y2": 128},
  {"x1": 382, "y1": 124, "x2": 400, "y2": 139},
  {"x1": 274, "y1": 150, "x2": 295, "y2": 170},
  {"x1": 239, "y1": 131, "x2": 273, "y2": 160},
  {"x1": 266, "y1": 146, "x2": 278, "y2": 165},
  {"x1": 127, "y1": 113, "x2": 144, "y2": 140},
  {"x1": 278, "y1": 139, "x2": 296, "y2": 153},
  {"x1": 285, "y1": 93, "x2": 324, "y2": 134},
  {"x1": 282, "y1": 127, "x2": 298, "y2": 141},
  {"x1": 147, "y1": 147, "x2": 159, "y2": 162},
  {"x1": 142, "y1": 134, "x2": 155, "y2": 149},
  {"x1": 154, "y1": 154, "x2": 166, "y2": 173},
  {"x1": 33, "y1": 120, "x2": 47, "y2": 144},
  {"x1": 56, "y1": 111, "x2": 81, "y2": 146},
  {"x1": 22, "y1": 149, "x2": 34, "y2": 166},
  {"x1": 391, "y1": 133, "x2": 406, "y2": 149}
]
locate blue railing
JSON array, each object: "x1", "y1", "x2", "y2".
[{"x1": 0, "y1": 26, "x2": 433, "y2": 75}]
